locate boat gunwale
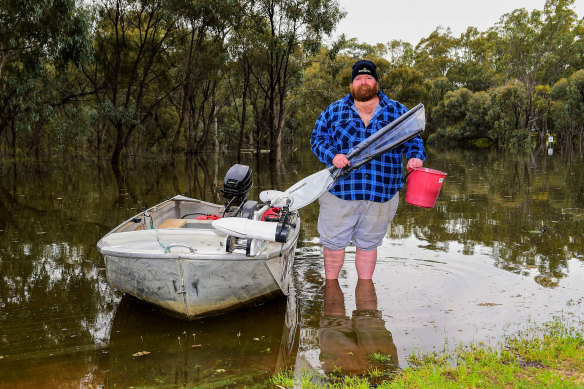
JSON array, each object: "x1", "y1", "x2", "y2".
[{"x1": 98, "y1": 195, "x2": 301, "y2": 261}]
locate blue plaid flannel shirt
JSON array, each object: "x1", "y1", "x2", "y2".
[{"x1": 310, "y1": 91, "x2": 426, "y2": 202}]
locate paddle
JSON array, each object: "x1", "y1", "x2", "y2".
[{"x1": 277, "y1": 103, "x2": 426, "y2": 210}]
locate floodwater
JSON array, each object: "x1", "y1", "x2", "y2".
[{"x1": 0, "y1": 146, "x2": 583, "y2": 388}]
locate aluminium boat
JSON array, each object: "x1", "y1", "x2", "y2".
[{"x1": 97, "y1": 164, "x2": 300, "y2": 320}]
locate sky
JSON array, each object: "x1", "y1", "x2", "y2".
[{"x1": 332, "y1": 0, "x2": 584, "y2": 46}]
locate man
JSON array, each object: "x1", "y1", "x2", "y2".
[{"x1": 310, "y1": 59, "x2": 425, "y2": 280}]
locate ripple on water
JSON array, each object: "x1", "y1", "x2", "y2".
[{"x1": 292, "y1": 236, "x2": 584, "y2": 374}]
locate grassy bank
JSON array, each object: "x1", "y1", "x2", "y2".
[{"x1": 271, "y1": 319, "x2": 584, "y2": 388}]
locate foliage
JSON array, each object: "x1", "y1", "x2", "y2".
[
  {"x1": 563, "y1": 70, "x2": 584, "y2": 140},
  {"x1": 0, "y1": 0, "x2": 90, "y2": 158},
  {"x1": 270, "y1": 368, "x2": 296, "y2": 388},
  {"x1": 1, "y1": 0, "x2": 583, "y2": 161},
  {"x1": 488, "y1": 82, "x2": 530, "y2": 148},
  {"x1": 381, "y1": 67, "x2": 429, "y2": 109}
]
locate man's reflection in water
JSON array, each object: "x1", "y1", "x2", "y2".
[{"x1": 318, "y1": 279, "x2": 398, "y2": 374}]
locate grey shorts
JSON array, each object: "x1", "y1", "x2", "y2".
[{"x1": 317, "y1": 191, "x2": 399, "y2": 251}]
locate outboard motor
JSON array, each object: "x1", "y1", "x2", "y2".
[{"x1": 221, "y1": 164, "x2": 252, "y2": 214}]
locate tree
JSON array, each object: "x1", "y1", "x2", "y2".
[
  {"x1": 464, "y1": 91, "x2": 493, "y2": 140},
  {"x1": 386, "y1": 40, "x2": 415, "y2": 68},
  {"x1": 84, "y1": 0, "x2": 177, "y2": 166},
  {"x1": 564, "y1": 70, "x2": 584, "y2": 144},
  {"x1": 0, "y1": 0, "x2": 89, "y2": 157},
  {"x1": 381, "y1": 67, "x2": 429, "y2": 109},
  {"x1": 448, "y1": 27, "x2": 497, "y2": 91},
  {"x1": 488, "y1": 82, "x2": 528, "y2": 147},
  {"x1": 414, "y1": 26, "x2": 457, "y2": 79},
  {"x1": 287, "y1": 46, "x2": 351, "y2": 143},
  {"x1": 166, "y1": 0, "x2": 235, "y2": 159},
  {"x1": 425, "y1": 76, "x2": 455, "y2": 134},
  {"x1": 533, "y1": 84, "x2": 552, "y2": 145},
  {"x1": 490, "y1": 0, "x2": 579, "y2": 131},
  {"x1": 236, "y1": 0, "x2": 343, "y2": 162},
  {"x1": 427, "y1": 88, "x2": 492, "y2": 144}
]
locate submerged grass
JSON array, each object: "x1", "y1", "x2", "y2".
[{"x1": 269, "y1": 319, "x2": 584, "y2": 389}]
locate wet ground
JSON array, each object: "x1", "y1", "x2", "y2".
[{"x1": 0, "y1": 146, "x2": 583, "y2": 387}]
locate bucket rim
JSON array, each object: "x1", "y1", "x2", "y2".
[{"x1": 409, "y1": 167, "x2": 447, "y2": 176}]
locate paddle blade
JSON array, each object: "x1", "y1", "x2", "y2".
[
  {"x1": 348, "y1": 104, "x2": 425, "y2": 168},
  {"x1": 284, "y1": 168, "x2": 333, "y2": 210}
]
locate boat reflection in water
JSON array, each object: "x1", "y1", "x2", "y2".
[
  {"x1": 318, "y1": 279, "x2": 398, "y2": 375},
  {"x1": 103, "y1": 293, "x2": 298, "y2": 388}
]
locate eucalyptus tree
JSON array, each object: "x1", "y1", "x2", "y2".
[
  {"x1": 424, "y1": 76, "x2": 454, "y2": 134},
  {"x1": 549, "y1": 74, "x2": 584, "y2": 147},
  {"x1": 564, "y1": 70, "x2": 584, "y2": 144},
  {"x1": 223, "y1": 2, "x2": 260, "y2": 159},
  {"x1": 386, "y1": 39, "x2": 415, "y2": 69},
  {"x1": 286, "y1": 46, "x2": 352, "y2": 143},
  {"x1": 447, "y1": 27, "x2": 497, "y2": 92},
  {"x1": 487, "y1": 82, "x2": 529, "y2": 148},
  {"x1": 234, "y1": 0, "x2": 343, "y2": 163},
  {"x1": 381, "y1": 67, "x2": 429, "y2": 109},
  {"x1": 428, "y1": 88, "x2": 492, "y2": 143},
  {"x1": 0, "y1": 0, "x2": 89, "y2": 157},
  {"x1": 166, "y1": 0, "x2": 235, "y2": 159},
  {"x1": 490, "y1": 0, "x2": 579, "y2": 137},
  {"x1": 84, "y1": 0, "x2": 177, "y2": 166},
  {"x1": 338, "y1": 37, "x2": 388, "y2": 59},
  {"x1": 413, "y1": 26, "x2": 457, "y2": 80}
]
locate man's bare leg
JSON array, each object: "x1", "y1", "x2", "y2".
[
  {"x1": 355, "y1": 247, "x2": 377, "y2": 279},
  {"x1": 323, "y1": 247, "x2": 345, "y2": 279}
]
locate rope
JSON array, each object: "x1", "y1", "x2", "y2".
[{"x1": 146, "y1": 213, "x2": 170, "y2": 254}]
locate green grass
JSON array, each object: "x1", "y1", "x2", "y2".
[
  {"x1": 368, "y1": 352, "x2": 396, "y2": 365},
  {"x1": 270, "y1": 369, "x2": 296, "y2": 388},
  {"x1": 270, "y1": 319, "x2": 584, "y2": 388}
]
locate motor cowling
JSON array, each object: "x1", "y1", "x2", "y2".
[{"x1": 220, "y1": 164, "x2": 252, "y2": 202}]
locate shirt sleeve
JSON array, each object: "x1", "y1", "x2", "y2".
[
  {"x1": 402, "y1": 135, "x2": 426, "y2": 161},
  {"x1": 310, "y1": 108, "x2": 338, "y2": 165}
]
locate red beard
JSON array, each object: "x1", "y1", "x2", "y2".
[{"x1": 350, "y1": 83, "x2": 379, "y2": 102}]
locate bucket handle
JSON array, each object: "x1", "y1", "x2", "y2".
[{"x1": 404, "y1": 167, "x2": 417, "y2": 181}]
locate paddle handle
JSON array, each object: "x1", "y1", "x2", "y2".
[
  {"x1": 329, "y1": 103, "x2": 425, "y2": 182},
  {"x1": 330, "y1": 131, "x2": 422, "y2": 181}
]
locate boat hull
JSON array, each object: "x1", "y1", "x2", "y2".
[{"x1": 98, "y1": 195, "x2": 300, "y2": 319}]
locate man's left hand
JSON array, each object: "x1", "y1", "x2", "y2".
[{"x1": 407, "y1": 158, "x2": 423, "y2": 170}]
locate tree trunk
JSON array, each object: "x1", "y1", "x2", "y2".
[
  {"x1": 213, "y1": 115, "x2": 219, "y2": 152},
  {"x1": 237, "y1": 71, "x2": 249, "y2": 162},
  {"x1": 111, "y1": 123, "x2": 124, "y2": 166},
  {"x1": 10, "y1": 121, "x2": 16, "y2": 158}
]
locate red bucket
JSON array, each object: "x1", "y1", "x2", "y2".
[{"x1": 405, "y1": 168, "x2": 447, "y2": 208}]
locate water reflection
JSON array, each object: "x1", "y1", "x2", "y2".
[
  {"x1": 319, "y1": 279, "x2": 398, "y2": 375},
  {"x1": 1, "y1": 147, "x2": 583, "y2": 386},
  {"x1": 392, "y1": 148, "x2": 584, "y2": 288},
  {"x1": 102, "y1": 294, "x2": 298, "y2": 388}
]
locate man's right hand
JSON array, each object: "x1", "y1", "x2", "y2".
[{"x1": 332, "y1": 154, "x2": 350, "y2": 169}]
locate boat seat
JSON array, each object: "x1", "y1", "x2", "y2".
[{"x1": 158, "y1": 219, "x2": 187, "y2": 229}]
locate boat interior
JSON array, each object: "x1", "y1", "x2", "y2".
[{"x1": 98, "y1": 164, "x2": 298, "y2": 258}]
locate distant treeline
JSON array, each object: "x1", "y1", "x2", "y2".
[{"x1": 1, "y1": 0, "x2": 583, "y2": 164}]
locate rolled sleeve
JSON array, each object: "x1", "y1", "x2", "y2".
[{"x1": 403, "y1": 135, "x2": 426, "y2": 161}]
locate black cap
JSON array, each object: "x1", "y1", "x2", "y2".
[{"x1": 351, "y1": 59, "x2": 378, "y2": 82}]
